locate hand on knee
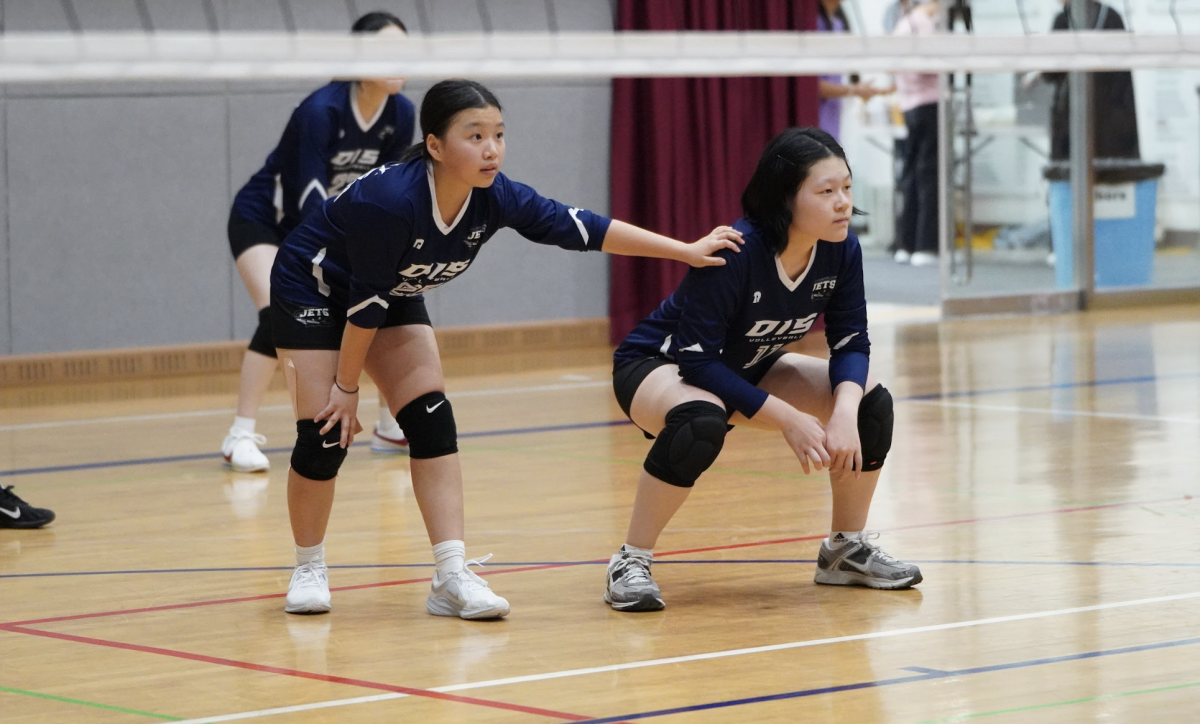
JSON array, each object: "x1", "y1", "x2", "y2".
[{"x1": 291, "y1": 420, "x2": 348, "y2": 481}]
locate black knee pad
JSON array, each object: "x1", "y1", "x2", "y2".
[
  {"x1": 643, "y1": 401, "x2": 727, "y2": 488},
  {"x1": 396, "y1": 391, "x2": 458, "y2": 459},
  {"x1": 858, "y1": 384, "x2": 894, "y2": 472},
  {"x1": 247, "y1": 307, "x2": 277, "y2": 358},
  {"x1": 290, "y1": 420, "x2": 347, "y2": 481}
]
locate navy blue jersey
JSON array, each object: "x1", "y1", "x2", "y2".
[
  {"x1": 231, "y1": 81, "x2": 415, "y2": 231},
  {"x1": 271, "y1": 158, "x2": 612, "y2": 328},
  {"x1": 616, "y1": 220, "x2": 870, "y2": 418}
]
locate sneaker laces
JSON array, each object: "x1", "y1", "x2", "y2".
[
  {"x1": 229, "y1": 427, "x2": 267, "y2": 446},
  {"x1": 0, "y1": 485, "x2": 25, "y2": 505},
  {"x1": 293, "y1": 562, "x2": 327, "y2": 587},
  {"x1": 856, "y1": 532, "x2": 901, "y2": 564},
  {"x1": 451, "y1": 554, "x2": 495, "y2": 590},
  {"x1": 615, "y1": 552, "x2": 653, "y2": 585}
]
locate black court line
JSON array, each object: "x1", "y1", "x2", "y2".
[{"x1": 0, "y1": 420, "x2": 633, "y2": 478}]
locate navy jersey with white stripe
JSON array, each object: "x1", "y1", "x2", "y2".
[
  {"x1": 231, "y1": 81, "x2": 415, "y2": 231},
  {"x1": 615, "y1": 220, "x2": 870, "y2": 418},
  {"x1": 271, "y1": 158, "x2": 612, "y2": 328}
]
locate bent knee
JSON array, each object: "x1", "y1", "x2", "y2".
[{"x1": 643, "y1": 401, "x2": 728, "y2": 488}]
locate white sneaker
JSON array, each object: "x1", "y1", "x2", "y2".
[
  {"x1": 285, "y1": 562, "x2": 331, "y2": 614},
  {"x1": 893, "y1": 249, "x2": 911, "y2": 264},
  {"x1": 222, "y1": 427, "x2": 269, "y2": 473},
  {"x1": 910, "y1": 251, "x2": 939, "y2": 267},
  {"x1": 426, "y1": 555, "x2": 510, "y2": 620},
  {"x1": 370, "y1": 422, "x2": 410, "y2": 454}
]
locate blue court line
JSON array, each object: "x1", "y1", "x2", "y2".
[
  {"x1": 0, "y1": 419, "x2": 632, "y2": 478},
  {"x1": 1, "y1": 370, "x2": 1195, "y2": 479},
  {"x1": 902, "y1": 371, "x2": 1199, "y2": 402},
  {"x1": 571, "y1": 636, "x2": 1200, "y2": 724},
  {"x1": 5, "y1": 558, "x2": 1199, "y2": 579}
]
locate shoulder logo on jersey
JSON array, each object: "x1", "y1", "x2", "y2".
[
  {"x1": 752, "y1": 291, "x2": 761, "y2": 303},
  {"x1": 414, "y1": 238, "x2": 424, "y2": 249},
  {"x1": 811, "y1": 276, "x2": 838, "y2": 300},
  {"x1": 463, "y1": 224, "x2": 488, "y2": 248}
]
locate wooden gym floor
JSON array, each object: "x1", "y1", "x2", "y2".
[{"x1": 2, "y1": 305, "x2": 1199, "y2": 723}]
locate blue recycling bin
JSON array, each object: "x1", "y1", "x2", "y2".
[{"x1": 1044, "y1": 160, "x2": 1166, "y2": 289}]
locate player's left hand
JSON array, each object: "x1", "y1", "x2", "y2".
[
  {"x1": 684, "y1": 226, "x2": 744, "y2": 267},
  {"x1": 823, "y1": 412, "x2": 863, "y2": 477}
]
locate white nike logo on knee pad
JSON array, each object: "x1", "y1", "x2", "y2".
[
  {"x1": 321, "y1": 441, "x2": 339, "y2": 448},
  {"x1": 426, "y1": 401, "x2": 446, "y2": 413}
]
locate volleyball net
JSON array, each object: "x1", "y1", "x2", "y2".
[{"x1": 0, "y1": 28, "x2": 1197, "y2": 82}]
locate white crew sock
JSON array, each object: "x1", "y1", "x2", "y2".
[
  {"x1": 296, "y1": 541, "x2": 325, "y2": 566},
  {"x1": 432, "y1": 539, "x2": 465, "y2": 578},
  {"x1": 827, "y1": 531, "x2": 863, "y2": 549},
  {"x1": 232, "y1": 416, "x2": 256, "y2": 434},
  {"x1": 620, "y1": 543, "x2": 654, "y2": 560}
]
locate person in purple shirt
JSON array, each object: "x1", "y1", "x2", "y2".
[
  {"x1": 604, "y1": 128, "x2": 922, "y2": 612},
  {"x1": 272, "y1": 79, "x2": 743, "y2": 620},
  {"x1": 816, "y1": 0, "x2": 886, "y2": 140},
  {"x1": 221, "y1": 12, "x2": 416, "y2": 474}
]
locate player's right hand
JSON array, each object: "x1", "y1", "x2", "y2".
[
  {"x1": 316, "y1": 383, "x2": 364, "y2": 448},
  {"x1": 685, "y1": 226, "x2": 744, "y2": 267},
  {"x1": 781, "y1": 411, "x2": 830, "y2": 475}
]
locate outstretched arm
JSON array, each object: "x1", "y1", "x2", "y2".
[{"x1": 601, "y1": 220, "x2": 744, "y2": 268}]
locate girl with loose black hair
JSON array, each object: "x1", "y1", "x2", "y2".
[
  {"x1": 605, "y1": 127, "x2": 921, "y2": 612},
  {"x1": 269, "y1": 78, "x2": 744, "y2": 619},
  {"x1": 741, "y1": 127, "x2": 863, "y2": 256},
  {"x1": 220, "y1": 12, "x2": 415, "y2": 472}
]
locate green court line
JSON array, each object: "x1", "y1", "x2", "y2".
[
  {"x1": 0, "y1": 685, "x2": 181, "y2": 720},
  {"x1": 910, "y1": 680, "x2": 1200, "y2": 723}
]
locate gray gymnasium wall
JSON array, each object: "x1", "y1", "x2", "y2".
[{"x1": 0, "y1": 0, "x2": 614, "y2": 354}]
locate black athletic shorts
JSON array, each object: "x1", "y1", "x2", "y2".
[
  {"x1": 612, "y1": 350, "x2": 789, "y2": 437},
  {"x1": 228, "y1": 209, "x2": 286, "y2": 260},
  {"x1": 271, "y1": 293, "x2": 432, "y2": 351}
]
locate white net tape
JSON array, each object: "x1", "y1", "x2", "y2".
[{"x1": 0, "y1": 30, "x2": 1197, "y2": 82}]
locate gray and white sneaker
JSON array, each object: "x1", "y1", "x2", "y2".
[
  {"x1": 814, "y1": 533, "x2": 922, "y2": 589},
  {"x1": 285, "y1": 561, "x2": 331, "y2": 614},
  {"x1": 604, "y1": 547, "x2": 665, "y2": 612},
  {"x1": 426, "y1": 555, "x2": 510, "y2": 620}
]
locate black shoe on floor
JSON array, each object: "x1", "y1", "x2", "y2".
[{"x1": 0, "y1": 485, "x2": 56, "y2": 529}]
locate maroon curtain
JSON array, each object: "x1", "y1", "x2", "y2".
[{"x1": 609, "y1": 0, "x2": 819, "y2": 344}]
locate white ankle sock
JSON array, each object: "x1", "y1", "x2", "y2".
[
  {"x1": 376, "y1": 410, "x2": 402, "y2": 436},
  {"x1": 433, "y1": 540, "x2": 465, "y2": 577},
  {"x1": 296, "y1": 541, "x2": 325, "y2": 566},
  {"x1": 620, "y1": 543, "x2": 653, "y2": 559},
  {"x1": 232, "y1": 416, "x2": 256, "y2": 434},
  {"x1": 827, "y1": 531, "x2": 862, "y2": 549}
]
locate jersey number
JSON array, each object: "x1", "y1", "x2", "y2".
[{"x1": 744, "y1": 343, "x2": 785, "y2": 369}]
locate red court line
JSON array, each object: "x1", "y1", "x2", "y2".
[
  {"x1": 0, "y1": 623, "x2": 595, "y2": 722},
  {"x1": 5, "y1": 494, "x2": 1192, "y2": 629}
]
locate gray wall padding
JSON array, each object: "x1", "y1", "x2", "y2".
[{"x1": 0, "y1": 0, "x2": 614, "y2": 354}]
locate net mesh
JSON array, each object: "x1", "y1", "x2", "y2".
[{"x1": 0, "y1": 29, "x2": 1195, "y2": 83}]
